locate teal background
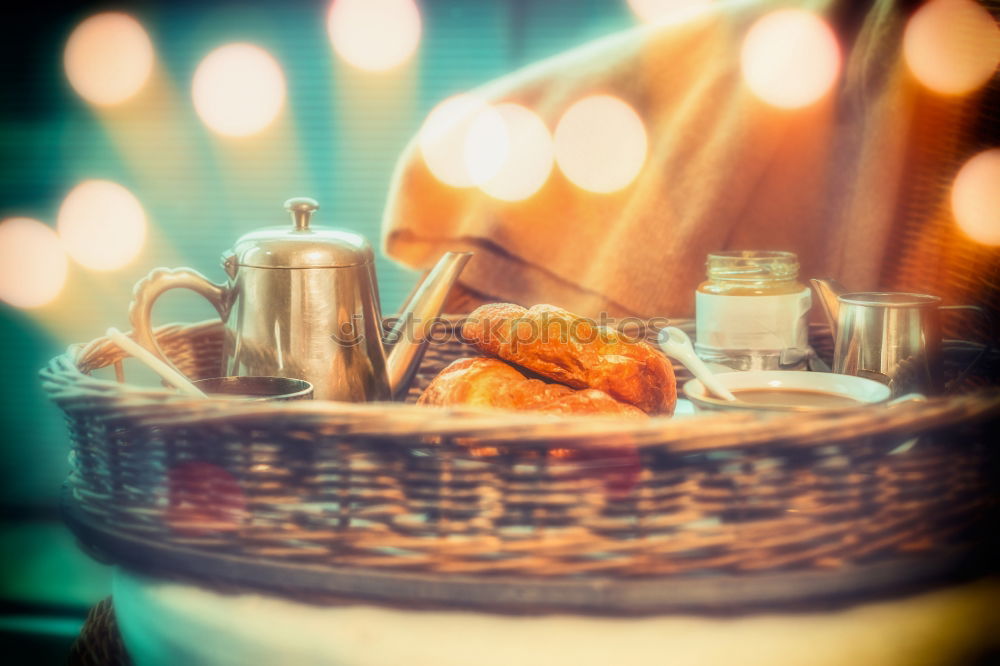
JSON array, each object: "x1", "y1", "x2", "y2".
[{"x1": 0, "y1": 0, "x2": 637, "y2": 657}]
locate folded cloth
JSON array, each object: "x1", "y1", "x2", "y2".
[{"x1": 382, "y1": 0, "x2": 994, "y2": 320}]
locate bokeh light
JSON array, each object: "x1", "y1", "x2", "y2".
[
  {"x1": 0, "y1": 218, "x2": 69, "y2": 309},
  {"x1": 553, "y1": 95, "x2": 647, "y2": 194},
  {"x1": 419, "y1": 94, "x2": 509, "y2": 188},
  {"x1": 57, "y1": 180, "x2": 147, "y2": 271},
  {"x1": 479, "y1": 104, "x2": 554, "y2": 202},
  {"x1": 63, "y1": 12, "x2": 154, "y2": 106},
  {"x1": 903, "y1": 0, "x2": 1000, "y2": 96},
  {"x1": 626, "y1": 0, "x2": 713, "y2": 24},
  {"x1": 192, "y1": 43, "x2": 286, "y2": 137},
  {"x1": 951, "y1": 149, "x2": 1000, "y2": 246},
  {"x1": 740, "y1": 9, "x2": 841, "y2": 109},
  {"x1": 463, "y1": 107, "x2": 510, "y2": 189},
  {"x1": 327, "y1": 0, "x2": 422, "y2": 72}
]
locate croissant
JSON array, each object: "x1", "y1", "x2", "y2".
[
  {"x1": 417, "y1": 357, "x2": 647, "y2": 417},
  {"x1": 461, "y1": 303, "x2": 676, "y2": 415}
]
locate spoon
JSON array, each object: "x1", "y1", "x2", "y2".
[
  {"x1": 658, "y1": 326, "x2": 737, "y2": 401},
  {"x1": 106, "y1": 327, "x2": 208, "y2": 398}
]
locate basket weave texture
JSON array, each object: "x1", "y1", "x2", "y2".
[
  {"x1": 68, "y1": 597, "x2": 129, "y2": 666},
  {"x1": 42, "y1": 319, "x2": 1000, "y2": 581}
]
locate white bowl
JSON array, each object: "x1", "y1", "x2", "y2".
[{"x1": 683, "y1": 371, "x2": 892, "y2": 412}]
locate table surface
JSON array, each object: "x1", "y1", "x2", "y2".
[{"x1": 113, "y1": 568, "x2": 1000, "y2": 666}]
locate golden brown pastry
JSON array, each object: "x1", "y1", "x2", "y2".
[
  {"x1": 417, "y1": 357, "x2": 647, "y2": 418},
  {"x1": 462, "y1": 303, "x2": 676, "y2": 415}
]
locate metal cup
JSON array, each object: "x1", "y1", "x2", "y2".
[
  {"x1": 832, "y1": 292, "x2": 987, "y2": 396},
  {"x1": 192, "y1": 376, "x2": 313, "y2": 401}
]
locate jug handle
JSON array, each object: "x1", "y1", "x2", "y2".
[
  {"x1": 128, "y1": 267, "x2": 230, "y2": 372},
  {"x1": 940, "y1": 305, "x2": 993, "y2": 391}
]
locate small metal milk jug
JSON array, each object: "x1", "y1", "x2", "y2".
[{"x1": 811, "y1": 279, "x2": 987, "y2": 396}]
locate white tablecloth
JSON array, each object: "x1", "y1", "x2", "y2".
[{"x1": 113, "y1": 568, "x2": 1000, "y2": 665}]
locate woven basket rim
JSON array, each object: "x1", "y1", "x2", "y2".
[
  {"x1": 40, "y1": 319, "x2": 1000, "y2": 451},
  {"x1": 49, "y1": 322, "x2": 1000, "y2": 594}
]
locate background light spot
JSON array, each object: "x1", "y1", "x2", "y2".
[
  {"x1": 553, "y1": 95, "x2": 647, "y2": 194},
  {"x1": 626, "y1": 0, "x2": 714, "y2": 24},
  {"x1": 0, "y1": 218, "x2": 68, "y2": 309},
  {"x1": 64, "y1": 12, "x2": 154, "y2": 106},
  {"x1": 192, "y1": 44, "x2": 286, "y2": 137},
  {"x1": 328, "y1": 0, "x2": 422, "y2": 72},
  {"x1": 740, "y1": 9, "x2": 841, "y2": 109},
  {"x1": 463, "y1": 108, "x2": 510, "y2": 189},
  {"x1": 420, "y1": 95, "x2": 508, "y2": 188},
  {"x1": 951, "y1": 149, "x2": 1000, "y2": 246},
  {"x1": 903, "y1": 0, "x2": 1000, "y2": 96},
  {"x1": 57, "y1": 180, "x2": 147, "y2": 271},
  {"x1": 479, "y1": 104, "x2": 554, "y2": 202}
]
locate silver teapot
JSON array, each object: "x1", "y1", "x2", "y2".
[{"x1": 129, "y1": 197, "x2": 471, "y2": 401}]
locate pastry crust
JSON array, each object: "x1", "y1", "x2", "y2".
[
  {"x1": 462, "y1": 304, "x2": 676, "y2": 415},
  {"x1": 418, "y1": 357, "x2": 647, "y2": 418}
]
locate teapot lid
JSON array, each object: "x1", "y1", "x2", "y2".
[{"x1": 230, "y1": 198, "x2": 373, "y2": 269}]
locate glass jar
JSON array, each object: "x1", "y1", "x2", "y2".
[{"x1": 695, "y1": 251, "x2": 812, "y2": 370}]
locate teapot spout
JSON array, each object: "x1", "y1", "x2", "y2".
[
  {"x1": 386, "y1": 251, "x2": 472, "y2": 399},
  {"x1": 809, "y1": 278, "x2": 848, "y2": 336}
]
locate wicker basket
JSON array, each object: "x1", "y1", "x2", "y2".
[{"x1": 43, "y1": 319, "x2": 1000, "y2": 613}]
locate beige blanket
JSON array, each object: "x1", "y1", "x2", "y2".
[{"x1": 382, "y1": 0, "x2": 985, "y2": 318}]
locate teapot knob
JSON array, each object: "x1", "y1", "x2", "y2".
[{"x1": 284, "y1": 197, "x2": 319, "y2": 231}]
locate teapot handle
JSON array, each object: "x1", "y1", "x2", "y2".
[{"x1": 128, "y1": 267, "x2": 230, "y2": 373}]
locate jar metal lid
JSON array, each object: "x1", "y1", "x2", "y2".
[{"x1": 706, "y1": 250, "x2": 799, "y2": 281}]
